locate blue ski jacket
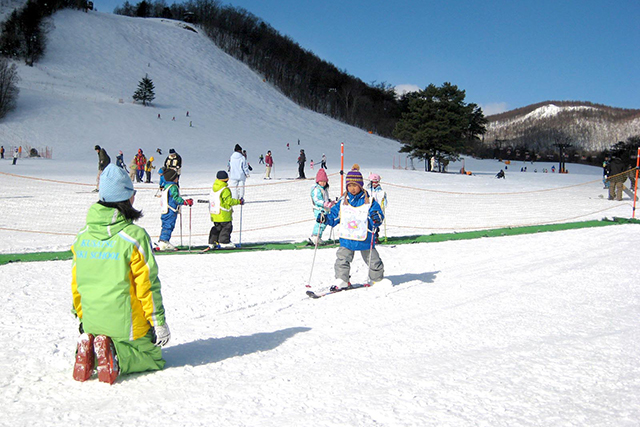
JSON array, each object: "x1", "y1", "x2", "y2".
[{"x1": 324, "y1": 190, "x2": 384, "y2": 251}]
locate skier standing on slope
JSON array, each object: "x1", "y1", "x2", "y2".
[
  {"x1": 228, "y1": 144, "x2": 250, "y2": 199},
  {"x1": 115, "y1": 150, "x2": 128, "y2": 172},
  {"x1": 264, "y1": 150, "x2": 274, "y2": 179},
  {"x1": 367, "y1": 173, "x2": 387, "y2": 243},
  {"x1": 316, "y1": 165, "x2": 385, "y2": 291},
  {"x1": 206, "y1": 170, "x2": 244, "y2": 250},
  {"x1": 309, "y1": 168, "x2": 334, "y2": 245},
  {"x1": 71, "y1": 164, "x2": 171, "y2": 385},
  {"x1": 164, "y1": 148, "x2": 182, "y2": 176},
  {"x1": 94, "y1": 145, "x2": 111, "y2": 192},
  {"x1": 158, "y1": 168, "x2": 192, "y2": 250},
  {"x1": 297, "y1": 149, "x2": 306, "y2": 179},
  {"x1": 134, "y1": 149, "x2": 146, "y2": 183},
  {"x1": 145, "y1": 156, "x2": 156, "y2": 183}
]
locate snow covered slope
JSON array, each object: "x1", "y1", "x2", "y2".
[{"x1": 1, "y1": 9, "x2": 399, "y2": 178}]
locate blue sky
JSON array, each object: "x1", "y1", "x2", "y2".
[{"x1": 95, "y1": 0, "x2": 640, "y2": 115}]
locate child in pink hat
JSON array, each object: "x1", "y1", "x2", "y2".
[{"x1": 310, "y1": 168, "x2": 334, "y2": 244}]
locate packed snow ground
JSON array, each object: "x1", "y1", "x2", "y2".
[
  {"x1": 2, "y1": 221, "x2": 640, "y2": 426},
  {"x1": 1, "y1": 9, "x2": 639, "y2": 427}
]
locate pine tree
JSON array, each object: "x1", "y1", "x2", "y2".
[
  {"x1": 393, "y1": 82, "x2": 487, "y2": 171},
  {"x1": 132, "y1": 74, "x2": 155, "y2": 106}
]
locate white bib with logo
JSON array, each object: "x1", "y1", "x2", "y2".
[
  {"x1": 339, "y1": 201, "x2": 370, "y2": 241},
  {"x1": 209, "y1": 188, "x2": 229, "y2": 215},
  {"x1": 160, "y1": 184, "x2": 178, "y2": 214}
]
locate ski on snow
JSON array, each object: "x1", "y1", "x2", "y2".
[{"x1": 306, "y1": 283, "x2": 370, "y2": 299}]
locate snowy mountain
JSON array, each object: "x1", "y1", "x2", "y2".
[
  {"x1": 485, "y1": 101, "x2": 640, "y2": 153},
  {"x1": 0, "y1": 9, "x2": 400, "y2": 177}
]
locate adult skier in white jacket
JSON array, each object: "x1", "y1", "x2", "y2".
[{"x1": 228, "y1": 144, "x2": 250, "y2": 199}]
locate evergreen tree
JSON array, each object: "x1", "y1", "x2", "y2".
[
  {"x1": 20, "y1": 0, "x2": 46, "y2": 66},
  {"x1": 393, "y1": 82, "x2": 487, "y2": 171},
  {"x1": 0, "y1": 57, "x2": 20, "y2": 118},
  {"x1": 132, "y1": 74, "x2": 155, "y2": 106}
]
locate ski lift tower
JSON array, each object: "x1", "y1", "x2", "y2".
[{"x1": 554, "y1": 142, "x2": 573, "y2": 173}]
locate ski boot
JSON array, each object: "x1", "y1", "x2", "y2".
[
  {"x1": 94, "y1": 335, "x2": 119, "y2": 385},
  {"x1": 72, "y1": 333, "x2": 95, "y2": 382}
]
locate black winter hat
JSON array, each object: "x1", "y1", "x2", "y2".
[
  {"x1": 163, "y1": 168, "x2": 178, "y2": 182},
  {"x1": 94, "y1": 145, "x2": 101, "y2": 151},
  {"x1": 234, "y1": 144, "x2": 242, "y2": 152},
  {"x1": 216, "y1": 170, "x2": 229, "y2": 180},
  {"x1": 169, "y1": 148, "x2": 175, "y2": 154}
]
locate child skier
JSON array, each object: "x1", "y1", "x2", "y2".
[
  {"x1": 367, "y1": 173, "x2": 387, "y2": 243},
  {"x1": 145, "y1": 156, "x2": 156, "y2": 183},
  {"x1": 317, "y1": 165, "x2": 385, "y2": 291},
  {"x1": 310, "y1": 168, "x2": 334, "y2": 245},
  {"x1": 206, "y1": 170, "x2": 244, "y2": 250},
  {"x1": 158, "y1": 167, "x2": 166, "y2": 187},
  {"x1": 158, "y1": 168, "x2": 192, "y2": 250},
  {"x1": 71, "y1": 164, "x2": 171, "y2": 385}
]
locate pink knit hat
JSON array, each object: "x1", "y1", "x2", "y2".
[{"x1": 315, "y1": 168, "x2": 328, "y2": 183}]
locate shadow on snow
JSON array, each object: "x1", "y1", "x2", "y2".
[
  {"x1": 386, "y1": 271, "x2": 439, "y2": 287},
  {"x1": 162, "y1": 326, "x2": 311, "y2": 368}
]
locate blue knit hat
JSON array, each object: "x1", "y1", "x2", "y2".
[{"x1": 99, "y1": 164, "x2": 136, "y2": 202}]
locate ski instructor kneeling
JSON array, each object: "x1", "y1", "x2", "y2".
[{"x1": 71, "y1": 164, "x2": 171, "y2": 385}]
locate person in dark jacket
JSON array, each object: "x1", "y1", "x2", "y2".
[
  {"x1": 297, "y1": 149, "x2": 306, "y2": 179},
  {"x1": 95, "y1": 145, "x2": 111, "y2": 192},
  {"x1": 606, "y1": 156, "x2": 627, "y2": 201},
  {"x1": 164, "y1": 148, "x2": 182, "y2": 176}
]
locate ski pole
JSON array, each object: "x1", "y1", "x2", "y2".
[
  {"x1": 188, "y1": 205, "x2": 192, "y2": 252},
  {"x1": 179, "y1": 208, "x2": 183, "y2": 248},
  {"x1": 366, "y1": 226, "x2": 377, "y2": 285},
  {"x1": 307, "y1": 217, "x2": 323, "y2": 288},
  {"x1": 238, "y1": 203, "x2": 243, "y2": 248}
]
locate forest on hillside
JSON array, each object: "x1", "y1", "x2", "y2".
[{"x1": 114, "y1": 0, "x2": 403, "y2": 138}]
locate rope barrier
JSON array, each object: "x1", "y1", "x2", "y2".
[{"x1": 384, "y1": 178, "x2": 602, "y2": 196}]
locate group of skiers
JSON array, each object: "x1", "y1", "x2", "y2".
[
  {"x1": 94, "y1": 146, "x2": 183, "y2": 191},
  {"x1": 73, "y1": 142, "x2": 389, "y2": 385}
]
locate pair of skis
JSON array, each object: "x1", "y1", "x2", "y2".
[{"x1": 306, "y1": 283, "x2": 371, "y2": 299}]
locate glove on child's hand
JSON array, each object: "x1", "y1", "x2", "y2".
[
  {"x1": 152, "y1": 324, "x2": 171, "y2": 347},
  {"x1": 184, "y1": 198, "x2": 193, "y2": 206},
  {"x1": 239, "y1": 198, "x2": 245, "y2": 205},
  {"x1": 371, "y1": 211, "x2": 382, "y2": 226},
  {"x1": 323, "y1": 200, "x2": 334, "y2": 209}
]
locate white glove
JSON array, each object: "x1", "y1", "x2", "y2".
[{"x1": 153, "y1": 323, "x2": 171, "y2": 347}]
